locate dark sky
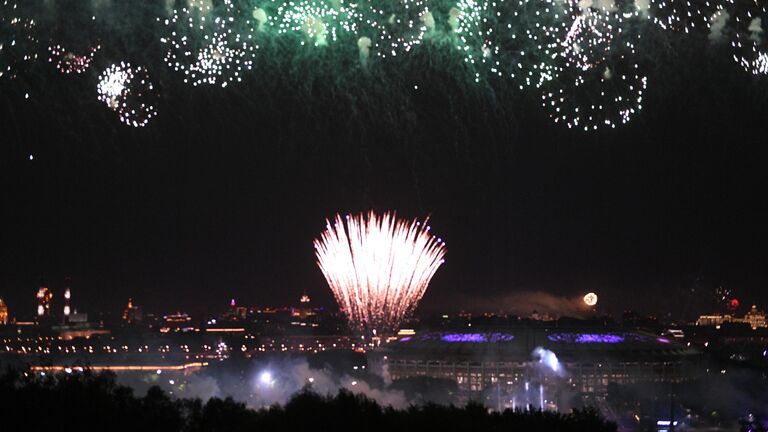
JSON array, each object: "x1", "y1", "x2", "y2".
[{"x1": 1, "y1": 0, "x2": 768, "y2": 321}]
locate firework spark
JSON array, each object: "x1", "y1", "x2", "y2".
[
  {"x1": 541, "y1": 37, "x2": 647, "y2": 131},
  {"x1": 268, "y1": 0, "x2": 364, "y2": 47},
  {"x1": 160, "y1": 0, "x2": 257, "y2": 88},
  {"x1": 454, "y1": 0, "x2": 572, "y2": 86},
  {"x1": 97, "y1": 62, "x2": 158, "y2": 127},
  {"x1": 0, "y1": 0, "x2": 38, "y2": 81},
  {"x1": 729, "y1": 0, "x2": 768, "y2": 75},
  {"x1": 561, "y1": 7, "x2": 615, "y2": 72},
  {"x1": 314, "y1": 212, "x2": 446, "y2": 337},
  {"x1": 365, "y1": 0, "x2": 432, "y2": 59},
  {"x1": 48, "y1": 44, "x2": 100, "y2": 74},
  {"x1": 646, "y1": 0, "x2": 722, "y2": 33}
]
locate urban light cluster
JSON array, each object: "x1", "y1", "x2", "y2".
[
  {"x1": 314, "y1": 212, "x2": 447, "y2": 337},
  {"x1": 729, "y1": 0, "x2": 768, "y2": 75}
]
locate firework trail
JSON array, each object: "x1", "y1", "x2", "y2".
[{"x1": 314, "y1": 212, "x2": 446, "y2": 337}]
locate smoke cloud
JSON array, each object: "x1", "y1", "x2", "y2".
[{"x1": 456, "y1": 291, "x2": 592, "y2": 318}]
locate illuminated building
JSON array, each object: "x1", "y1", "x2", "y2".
[
  {"x1": 36, "y1": 286, "x2": 53, "y2": 321},
  {"x1": 292, "y1": 291, "x2": 316, "y2": 320},
  {"x1": 696, "y1": 306, "x2": 767, "y2": 330},
  {"x1": 380, "y1": 328, "x2": 698, "y2": 406},
  {"x1": 0, "y1": 298, "x2": 8, "y2": 325},
  {"x1": 122, "y1": 298, "x2": 143, "y2": 324},
  {"x1": 743, "y1": 305, "x2": 767, "y2": 330},
  {"x1": 161, "y1": 313, "x2": 196, "y2": 332},
  {"x1": 225, "y1": 298, "x2": 247, "y2": 321},
  {"x1": 695, "y1": 314, "x2": 733, "y2": 327}
]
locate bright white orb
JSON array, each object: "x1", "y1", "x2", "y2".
[
  {"x1": 584, "y1": 292, "x2": 598, "y2": 306},
  {"x1": 259, "y1": 371, "x2": 273, "y2": 386}
]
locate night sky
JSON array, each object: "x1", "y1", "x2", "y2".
[{"x1": 1, "y1": 0, "x2": 767, "y2": 321}]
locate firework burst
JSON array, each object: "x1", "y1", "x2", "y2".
[
  {"x1": 48, "y1": 44, "x2": 100, "y2": 74},
  {"x1": 267, "y1": 0, "x2": 365, "y2": 47},
  {"x1": 729, "y1": 0, "x2": 768, "y2": 75},
  {"x1": 160, "y1": 0, "x2": 257, "y2": 87},
  {"x1": 97, "y1": 62, "x2": 159, "y2": 127},
  {"x1": 364, "y1": 0, "x2": 432, "y2": 59},
  {"x1": 314, "y1": 212, "x2": 447, "y2": 337},
  {"x1": 560, "y1": 5, "x2": 615, "y2": 72},
  {"x1": 541, "y1": 36, "x2": 647, "y2": 130},
  {"x1": 454, "y1": 0, "x2": 572, "y2": 86},
  {"x1": 0, "y1": 0, "x2": 38, "y2": 81},
  {"x1": 645, "y1": 0, "x2": 723, "y2": 33}
]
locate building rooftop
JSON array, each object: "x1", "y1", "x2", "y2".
[{"x1": 380, "y1": 327, "x2": 698, "y2": 363}]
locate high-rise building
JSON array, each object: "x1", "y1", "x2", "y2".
[
  {"x1": 225, "y1": 298, "x2": 247, "y2": 320},
  {"x1": 292, "y1": 291, "x2": 315, "y2": 319},
  {"x1": 63, "y1": 280, "x2": 72, "y2": 324},
  {"x1": 0, "y1": 298, "x2": 8, "y2": 325},
  {"x1": 122, "y1": 298, "x2": 142, "y2": 324},
  {"x1": 36, "y1": 286, "x2": 53, "y2": 320}
]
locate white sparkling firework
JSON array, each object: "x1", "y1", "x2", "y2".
[
  {"x1": 160, "y1": 0, "x2": 257, "y2": 87},
  {"x1": 561, "y1": 6, "x2": 616, "y2": 71},
  {"x1": 268, "y1": 0, "x2": 364, "y2": 46},
  {"x1": 48, "y1": 44, "x2": 100, "y2": 74},
  {"x1": 363, "y1": 0, "x2": 432, "y2": 59},
  {"x1": 559, "y1": 0, "x2": 644, "y2": 71},
  {"x1": 314, "y1": 212, "x2": 447, "y2": 336},
  {"x1": 97, "y1": 62, "x2": 159, "y2": 127},
  {"x1": 646, "y1": 0, "x2": 722, "y2": 33},
  {"x1": 0, "y1": 1, "x2": 38, "y2": 80},
  {"x1": 454, "y1": 0, "x2": 573, "y2": 87},
  {"x1": 729, "y1": 0, "x2": 768, "y2": 75},
  {"x1": 541, "y1": 38, "x2": 647, "y2": 130}
]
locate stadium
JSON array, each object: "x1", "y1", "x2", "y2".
[{"x1": 379, "y1": 327, "x2": 700, "y2": 409}]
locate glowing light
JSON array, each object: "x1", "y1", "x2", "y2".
[
  {"x1": 583, "y1": 292, "x2": 598, "y2": 306},
  {"x1": 259, "y1": 371, "x2": 274, "y2": 386},
  {"x1": 548, "y1": 332, "x2": 629, "y2": 343},
  {"x1": 439, "y1": 332, "x2": 515, "y2": 342},
  {"x1": 729, "y1": 1, "x2": 768, "y2": 75},
  {"x1": 0, "y1": 1, "x2": 38, "y2": 81},
  {"x1": 48, "y1": 44, "x2": 100, "y2": 74},
  {"x1": 314, "y1": 211, "x2": 446, "y2": 337},
  {"x1": 365, "y1": 0, "x2": 431, "y2": 59},
  {"x1": 268, "y1": 0, "x2": 364, "y2": 46},
  {"x1": 97, "y1": 62, "x2": 159, "y2": 127},
  {"x1": 561, "y1": 6, "x2": 615, "y2": 72},
  {"x1": 160, "y1": 0, "x2": 257, "y2": 88},
  {"x1": 541, "y1": 35, "x2": 647, "y2": 130},
  {"x1": 646, "y1": 0, "x2": 722, "y2": 33},
  {"x1": 533, "y1": 347, "x2": 563, "y2": 375},
  {"x1": 454, "y1": 0, "x2": 571, "y2": 86}
]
